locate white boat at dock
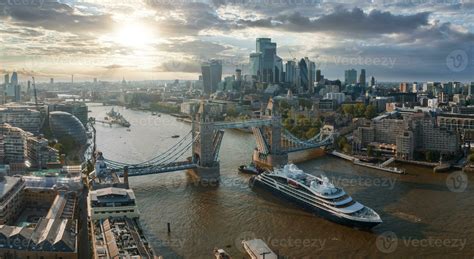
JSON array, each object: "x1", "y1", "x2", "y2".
[{"x1": 242, "y1": 239, "x2": 277, "y2": 259}]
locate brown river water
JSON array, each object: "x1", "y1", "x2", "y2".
[{"x1": 89, "y1": 104, "x2": 473, "y2": 258}]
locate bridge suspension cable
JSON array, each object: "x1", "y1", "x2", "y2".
[{"x1": 104, "y1": 130, "x2": 195, "y2": 168}]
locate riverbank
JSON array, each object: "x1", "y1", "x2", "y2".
[{"x1": 330, "y1": 150, "x2": 406, "y2": 174}]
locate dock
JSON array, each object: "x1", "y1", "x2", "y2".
[{"x1": 330, "y1": 151, "x2": 406, "y2": 174}]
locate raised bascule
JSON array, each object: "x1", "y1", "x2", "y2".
[{"x1": 102, "y1": 100, "x2": 335, "y2": 182}]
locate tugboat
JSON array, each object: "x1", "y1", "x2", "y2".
[
  {"x1": 214, "y1": 248, "x2": 231, "y2": 259},
  {"x1": 238, "y1": 163, "x2": 263, "y2": 175}
]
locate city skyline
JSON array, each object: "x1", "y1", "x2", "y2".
[{"x1": 1, "y1": 0, "x2": 473, "y2": 82}]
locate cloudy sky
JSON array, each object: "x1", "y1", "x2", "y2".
[{"x1": 0, "y1": 0, "x2": 473, "y2": 82}]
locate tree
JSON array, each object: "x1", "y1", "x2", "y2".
[
  {"x1": 226, "y1": 107, "x2": 239, "y2": 118},
  {"x1": 343, "y1": 143, "x2": 352, "y2": 154},
  {"x1": 337, "y1": 136, "x2": 348, "y2": 150},
  {"x1": 305, "y1": 128, "x2": 319, "y2": 140},
  {"x1": 367, "y1": 146, "x2": 374, "y2": 157},
  {"x1": 425, "y1": 151, "x2": 434, "y2": 162},
  {"x1": 365, "y1": 105, "x2": 377, "y2": 119},
  {"x1": 342, "y1": 104, "x2": 354, "y2": 116},
  {"x1": 354, "y1": 103, "x2": 366, "y2": 117}
]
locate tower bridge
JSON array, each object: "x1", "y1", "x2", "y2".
[{"x1": 100, "y1": 100, "x2": 335, "y2": 182}]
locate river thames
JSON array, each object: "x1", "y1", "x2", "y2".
[{"x1": 89, "y1": 104, "x2": 473, "y2": 258}]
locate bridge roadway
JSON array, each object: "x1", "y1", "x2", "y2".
[
  {"x1": 114, "y1": 161, "x2": 197, "y2": 177},
  {"x1": 212, "y1": 118, "x2": 275, "y2": 129}
]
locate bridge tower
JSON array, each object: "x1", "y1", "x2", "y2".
[
  {"x1": 252, "y1": 98, "x2": 288, "y2": 169},
  {"x1": 192, "y1": 102, "x2": 221, "y2": 182}
]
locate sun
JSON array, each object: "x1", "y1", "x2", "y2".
[{"x1": 111, "y1": 23, "x2": 155, "y2": 48}]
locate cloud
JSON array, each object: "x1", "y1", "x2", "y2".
[
  {"x1": 103, "y1": 64, "x2": 124, "y2": 70},
  {"x1": 0, "y1": 0, "x2": 115, "y2": 35},
  {"x1": 236, "y1": 8, "x2": 430, "y2": 36},
  {"x1": 155, "y1": 40, "x2": 231, "y2": 57},
  {"x1": 155, "y1": 60, "x2": 202, "y2": 73}
]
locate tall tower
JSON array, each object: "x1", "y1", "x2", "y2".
[
  {"x1": 359, "y1": 69, "x2": 366, "y2": 86},
  {"x1": 11, "y1": 72, "x2": 18, "y2": 86},
  {"x1": 4, "y1": 74, "x2": 9, "y2": 86},
  {"x1": 256, "y1": 38, "x2": 277, "y2": 83},
  {"x1": 201, "y1": 60, "x2": 222, "y2": 95}
]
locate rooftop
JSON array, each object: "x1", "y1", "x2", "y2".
[
  {"x1": 0, "y1": 176, "x2": 23, "y2": 198},
  {"x1": 93, "y1": 217, "x2": 155, "y2": 259}
]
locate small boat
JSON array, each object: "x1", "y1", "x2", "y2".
[
  {"x1": 152, "y1": 112, "x2": 158, "y2": 116},
  {"x1": 242, "y1": 239, "x2": 277, "y2": 259},
  {"x1": 214, "y1": 248, "x2": 231, "y2": 259},
  {"x1": 126, "y1": 128, "x2": 131, "y2": 132},
  {"x1": 238, "y1": 163, "x2": 263, "y2": 175},
  {"x1": 172, "y1": 135, "x2": 180, "y2": 138}
]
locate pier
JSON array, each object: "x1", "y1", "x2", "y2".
[{"x1": 330, "y1": 151, "x2": 406, "y2": 174}]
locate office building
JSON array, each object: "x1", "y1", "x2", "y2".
[
  {"x1": 0, "y1": 107, "x2": 42, "y2": 134},
  {"x1": 49, "y1": 111, "x2": 87, "y2": 145},
  {"x1": 324, "y1": 92, "x2": 346, "y2": 105},
  {"x1": 25, "y1": 134, "x2": 59, "y2": 169},
  {"x1": 3, "y1": 74, "x2": 9, "y2": 86},
  {"x1": 0, "y1": 176, "x2": 26, "y2": 225},
  {"x1": 249, "y1": 53, "x2": 262, "y2": 79},
  {"x1": 285, "y1": 61, "x2": 297, "y2": 85},
  {"x1": 48, "y1": 102, "x2": 88, "y2": 126},
  {"x1": 400, "y1": 82, "x2": 409, "y2": 93},
  {"x1": 359, "y1": 69, "x2": 366, "y2": 86},
  {"x1": 0, "y1": 188, "x2": 78, "y2": 259},
  {"x1": 345, "y1": 69, "x2": 357, "y2": 85},
  {"x1": 308, "y1": 60, "x2": 316, "y2": 93},
  {"x1": 88, "y1": 187, "x2": 140, "y2": 220},
  {"x1": 469, "y1": 82, "x2": 474, "y2": 96},
  {"x1": 10, "y1": 72, "x2": 17, "y2": 86},
  {"x1": 201, "y1": 60, "x2": 222, "y2": 95},
  {"x1": 316, "y1": 69, "x2": 322, "y2": 83},
  {"x1": 354, "y1": 112, "x2": 460, "y2": 160},
  {"x1": 299, "y1": 58, "x2": 309, "y2": 93},
  {"x1": 0, "y1": 124, "x2": 26, "y2": 165}
]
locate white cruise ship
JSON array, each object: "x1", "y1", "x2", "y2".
[{"x1": 249, "y1": 164, "x2": 382, "y2": 229}]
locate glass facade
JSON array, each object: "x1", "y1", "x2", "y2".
[{"x1": 49, "y1": 111, "x2": 87, "y2": 145}]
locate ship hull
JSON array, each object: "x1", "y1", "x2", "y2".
[{"x1": 250, "y1": 177, "x2": 380, "y2": 229}]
